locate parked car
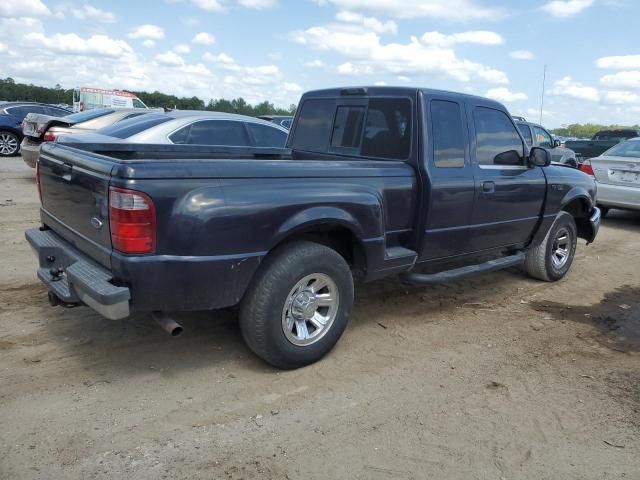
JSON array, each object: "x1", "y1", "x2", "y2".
[
  {"x1": 0, "y1": 102, "x2": 70, "y2": 156},
  {"x1": 21, "y1": 108, "x2": 157, "y2": 168},
  {"x1": 26, "y1": 86, "x2": 600, "y2": 369},
  {"x1": 516, "y1": 120, "x2": 578, "y2": 167},
  {"x1": 580, "y1": 138, "x2": 640, "y2": 216},
  {"x1": 258, "y1": 115, "x2": 293, "y2": 129},
  {"x1": 565, "y1": 129, "x2": 640, "y2": 162},
  {"x1": 59, "y1": 111, "x2": 289, "y2": 148}
]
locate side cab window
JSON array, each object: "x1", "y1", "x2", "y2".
[
  {"x1": 517, "y1": 123, "x2": 533, "y2": 147},
  {"x1": 473, "y1": 107, "x2": 524, "y2": 167}
]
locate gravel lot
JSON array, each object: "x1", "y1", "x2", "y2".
[{"x1": 0, "y1": 156, "x2": 638, "y2": 479}]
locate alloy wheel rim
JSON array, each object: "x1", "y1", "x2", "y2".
[
  {"x1": 551, "y1": 227, "x2": 571, "y2": 268},
  {"x1": 0, "y1": 133, "x2": 18, "y2": 155},
  {"x1": 281, "y1": 273, "x2": 339, "y2": 346}
]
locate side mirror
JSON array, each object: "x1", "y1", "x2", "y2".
[
  {"x1": 494, "y1": 149, "x2": 523, "y2": 166},
  {"x1": 529, "y1": 146, "x2": 551, "y2": 167},
  {"x1": 553, "y1": 139, "x2": 561, "y2": 147}
]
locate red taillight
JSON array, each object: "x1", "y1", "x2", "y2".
[
  {"x1": 43, "y1": 131, "x2": 58, "y2": 142},
  {"x1": 580, "y1": 160, "x2": 594, "y2": 176},
  {"x1": 35, "y1": 160, "x2": 43, "y2": 204},
  {"x1": 109, "y1": 187, "x2": 156, "y2": 254}
]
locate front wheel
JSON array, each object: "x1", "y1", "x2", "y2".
[
  {"x1": 240, "y1": 241, "x2": 354, "y2": 369},
  {"x1": 524, "y1": 211, "x2": 577, "y2": 282},
  {"x1": 0, "y1": 131, "x2": 20, "y2": 157}
]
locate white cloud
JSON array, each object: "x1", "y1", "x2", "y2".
[
  {"x1": 24, "y1": 32, "x2": 133, "y2": 57},
  {"x1": 510, "y1": 50, "x2": 534, "y2": 60},
  {"x1": 191, "y1": 0, "x2": 226, "y2": 11},
  {"x1": 551, "y1": 76, "x2": 600, "y2": 101},
  {"x1": 337, "y1": 62, "x2": 373, "y2": 75},
  {"x1": 143, "y1": 39, "x2": 156, "y2": 48},
  {"x1": 374, "y1": 81, "x2": 387, "y2": 86},
  {"x1": 284, "y1": 82, "x2": 303, "y2": 93},
  {"x1": 541, "y1": 0, "x2": 593, "y2": 17},
  {"x1": 335, "y1": 11, "x2": 397, "y2": 34},
  {"x1": 290, "y1": 24, "x2": 508, "y2": 84},
  {"x1": 155, "y1": 51, "x2": 185, "y2": 66},
  {"x1": 596, "y1": 55, "x2": 640, "y2": 70},
  {"x1": 599, "y1": 71, "x2": 640, "y2": 89},
  {"x1": 72, "y1": 4, "x2": 116, "y2": 23},
  {"x1": 304, "y1": 59, "x2": 325, "y2": 68},
  {"x1": 128, "y1": 24, "x2": 165, "y2": 40},
  {"x1": 317, "y1": 0, "x2": 504, "y2": 21},
  {"x1": 0, "y1": 0, "x2": 50, "y2": 17},
  {"x1": 421, "y1": 30, "x2": 503, "y2": 47},
  {"x1": 174, "y1": 43, "x2": 191, "y2": 54},
  {"x1": 238, "y1": 0, "x2": 278, "y2": 8},
  {"x1": 485, "y1": 87, "x2": 528, "y2": 102},
  {"x1": 604, "y1": 90, "x2": 640, "y2": 105},
  {"x1": 397, "y1": 75, "x2": 411, "y2": 82},
  {"x1": 192, "y1": 32, "x2": 216, "y2": 45}
]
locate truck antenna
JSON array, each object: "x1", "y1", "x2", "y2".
[{"x1": 539, "y1": 64, "x2": 547, "y2": 124}]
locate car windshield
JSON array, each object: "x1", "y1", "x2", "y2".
[
  {"x1": 602, "y1": 140, "x2": 640, "y2": 158},
  {"x1": 98, "y1": 114, "x2": 171, "y2": 139},
  {"x1": 63, "y1": 109, "x2": 115, "y2": 123}
]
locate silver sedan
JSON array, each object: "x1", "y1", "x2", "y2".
[
  {"x1": 58, "y1": 111, "x2": 289, "y2": 148},
  {"x1": 588, "y1": 138, "x2": 640, "y2": 215}
]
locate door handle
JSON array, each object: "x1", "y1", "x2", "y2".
[{"x1": 482, "y1": 181, "x2": 495, "y2": 193}]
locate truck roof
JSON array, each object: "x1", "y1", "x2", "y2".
[{"x1": 300, "y1": 86, "x2": 505, "y2": 108}]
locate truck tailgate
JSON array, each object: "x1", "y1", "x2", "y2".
[{"x1": 38, "y1": 143, "x2": 113, "y2": 267}]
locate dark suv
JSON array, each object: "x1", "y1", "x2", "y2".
[
  {"x1": 0, "y1": 102, "x2": 70, "y2": 157},
  {"x1": 516, "y1": 119, "x2": 578, "y2": 167}
]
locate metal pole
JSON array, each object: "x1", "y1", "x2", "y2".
[{"x1": 540, "y1": 64, "x2": 547, "y2": 124}]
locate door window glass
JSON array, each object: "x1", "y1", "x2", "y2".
[
  {"x1": 473, "y1": 107, "x2": 524, "y2": 166},
  {"x1": 246, "y1": 123, "x2": 288, "y2": 147},
  {"x1": 533, "y1": 126, "x2": 553, "y2": 148},
  {"x1": 517, "y1": 123, "x2": 533, "y2": 146},
  {"x1": 431, "y1": 100, "x2": 465, "y2": 168}
]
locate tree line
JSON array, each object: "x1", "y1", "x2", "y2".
[
  {"x1": 550, "y1": 123, "x2": 640, "y2": 138},
  {"x1": 0, "y1": 77, "x2": 296, "y2": 116}
]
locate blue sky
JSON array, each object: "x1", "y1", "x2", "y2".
[{"x1": 1, "y1": 0, "x2": 639, "y2": 127}]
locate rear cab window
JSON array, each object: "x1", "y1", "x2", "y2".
[{"x1": 289, "y1": 96, "x2": 412, "y2": 161}]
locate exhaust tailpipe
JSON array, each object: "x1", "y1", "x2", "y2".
[{"x1": 152, "y1": 311, "x2": 183, "y2": 337}]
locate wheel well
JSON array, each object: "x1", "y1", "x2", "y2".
[
  {"x1": 562, "y1": 198, "x2": 591, "y2": 239},
  {"x1": 274, "y1": 225, "x2": 366, "y2": 276}
]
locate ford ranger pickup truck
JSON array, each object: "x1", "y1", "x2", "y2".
[{"x1": 26, "y1": 86, "x2": 601, "y2": 369}]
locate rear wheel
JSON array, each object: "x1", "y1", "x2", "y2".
[
  {"x1": 240, "y1": 241, "x2": 354, "y2": 369},
  {"x1": 525, "y1": 211, "x2": 577, "y2": 282},
  {"x1": 0, "y1": 131, "x2": 19, "y2": 157}
]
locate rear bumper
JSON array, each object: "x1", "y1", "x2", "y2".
[
  {"x1": 596, "y1": 182, "x2": 640, "y2": 211},
  {"x1": 20, "y1": 138, "x2": 40, "y2": 168},
  {"x1": 26, "y1": 228, "x2": 131, "y2": 319}
]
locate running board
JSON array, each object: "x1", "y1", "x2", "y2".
[{"x1": 400, "y1": 252, "x2": 526, "y2": 286}]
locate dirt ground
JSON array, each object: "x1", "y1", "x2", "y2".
[{"x1": 0, "y1": 156, "x2": 638, "y2": 480}]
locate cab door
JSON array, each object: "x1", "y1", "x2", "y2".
[
  {"x1": 419, "y1": 96, "x2": 475, "y2": 261},
  {"x1": 467, "y1": 104, "x2": 546, "y2": 252}
]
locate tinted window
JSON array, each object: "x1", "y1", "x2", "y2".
[
  {"x1": 289, "y1": 99, "x2": 335, "y2": 151},
  {"x1": 431, "y1": 100, "x2": 465, "y2": 168},
  {"x1": 533, "y1": 126, "x2": 553, "y2": 148},
  {"x1": 517, "y1": 123, "x2": 533, "y2": 146},
  {"x1": 132, "y1": 99, "x2": 146, "y2": 108},
  {"x1": 361, "y1": 98, "x2": 411, "y2": 160},
  {"x1": 172, "y1": 120, "x2": 249, "y2": 146},
  {"x1": 602, "y1": 140, "x2": 640, "y2": 157},
  {"x1": 64, "y1": 109, "x2": 115, "y2": 123},
  {"x1": 44, "y1": 106, "x2": 70, "y2": 117},
  {"x1": 281, "y1": 119, "x2": 292, "y2": 129},
  {"x1": 99, "y1": 114, "x2": 170, "y2": 139},
  {"x1": 473, "y1": 107, "x2": 524, "y2": 166},
  {"x1": 246, "y1": 123, "x2": 287, "y2": 147},
  {"x1": 7, "y1": 106, "x2": 45, "y2": 118},
  {"x1": 331, "y1": 106, "x2": 365, "y2": 149}
]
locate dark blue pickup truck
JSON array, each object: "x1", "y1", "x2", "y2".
[{"x1": 26, "y1": 86, "x2": 601, "y2": 368}]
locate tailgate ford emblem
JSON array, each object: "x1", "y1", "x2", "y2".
[{"x1": 91, "y1": 217, "x2": 103, "y2": 229}]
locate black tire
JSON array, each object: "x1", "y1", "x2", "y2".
[
  {"x1": 0, "y1": 131, "x2": 20, "y2": 157},
  {"x1": 239, "y1": 241, "x2": 354, "y2": 369},
  {"x1": 524, "y1": 211, "x2": 578, "y2": 282}
]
